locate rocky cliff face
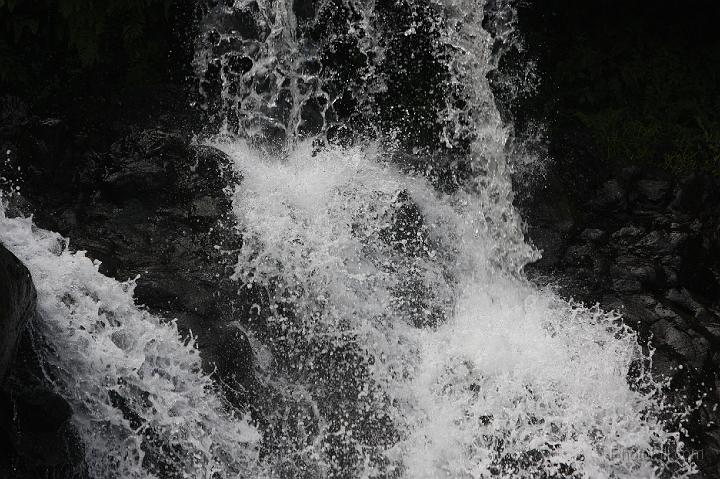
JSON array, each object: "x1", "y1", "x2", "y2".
[
  {"x1": 1, "y1": 102, "x2": 259, "y2": 405},
  {"x1": 525, "y1": 165, "x2": 720, "y2": 477}
]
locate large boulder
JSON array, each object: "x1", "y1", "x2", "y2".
[
  {"x1": 8, "y1": 123, "x2": 256, "y2": 404},
  {"x1": 0, "y1": 244, "x2": 35, "y2": 382},
  {"x1": 0, "y1": 243, "x2": 87, "y2": 477}
]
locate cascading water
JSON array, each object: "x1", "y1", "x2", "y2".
[
  {"x1": 0, "y1": 207, "x2": 261, "y2": 478},
  {"x1": 197, "y1": 0, "x2": 697, "y2": 477},
  {"x1": 0, "y1": 0, "x2": 700, "y2": 477}
]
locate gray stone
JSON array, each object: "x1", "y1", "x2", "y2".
[
  {"x1": 611, "y1": 277, "x2": 643, "y2": 293},
  {"x1": 653, "y1": 303, "x2": 690, "y2": 330},
  {"x1": 616, "y1": 295, "x2": 659, "y2": 324},
  {"x1": 192, "y1": 195, "x2": 223, "y2": 218},
  {"x1": 0, "y1": 245, "x2": 86, "y2": 477},
  {"x1": 637, "y1": 179, "x2": 670, "y2": 203},
  {"x1": 671, "y1": 173, "x2": 718, "y2": 214},
  {"x1": 563, "y1": 244, "x2": 593, "y2": 265},
  {"x1": 635, "y1": 230, "x2": 673, "y2": 255},
  {"x1": 579, "y1": 228, "x2": 608, "y2": 243},
  {"x1": 666, "y1": 288, "x2": 703, "y2": 314},
  {"x1": 594, "y1": 179, "x2": 626, "y2": 209},
  {"x1": 651, "y1": 320, "x2": 705, "y2": 367},
  {"x1": 611, "y1": 225, "x2": 645, "y2": 241}
]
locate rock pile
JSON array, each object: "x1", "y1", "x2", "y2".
[{"x1": 526, "y1": 168, "x2": 720, "y2": 476}]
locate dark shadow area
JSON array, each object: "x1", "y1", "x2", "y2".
[{"x1": 512, "y1": 0, "x2": 720, "y2": 179}]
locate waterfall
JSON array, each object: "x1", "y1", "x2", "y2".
[
  {"x1": 0, "y1": 208, "x2": 261, "y2": 478},
  {"x1": 0, "y1": 0, "x2": 698, "y2": 477}
]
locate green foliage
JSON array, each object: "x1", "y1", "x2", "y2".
[
  {"x1": 559, "y1": 21, "x2": 720, "y2": 175},
  {"x1": 517, "y1": 1, "x2": 720, "y2": 177}
]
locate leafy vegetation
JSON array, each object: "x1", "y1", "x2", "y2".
[{"x1": 515, "y1": 0, "x2": 720, "y2": 176}]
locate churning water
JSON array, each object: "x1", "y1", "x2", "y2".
[{"x1": 0, "y1": 0, "x2": 699, "y2": 477}]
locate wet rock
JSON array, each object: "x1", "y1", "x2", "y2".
[
  {"x1": 192, "y1": 195, "x2": 224, "y2": 219},
  {"x1": 611, "y1": 276, "x2": 643, "y2": 293},
  {"x1": 666, "y1": 288, "x2": 703, "y2": 314},
  {"x1": 579, "y1": 228, "x2": 607, "y2": 243},
  {"x1": 0, "y1": 245, "x2": 87, "y2": 477},
  {"x1": 102, "y1": 130, "x2": 187, "y2": 204},
  {"x1": 524, "y1": 198, "x2": 576, "y2": 269},
  {"x1": 611, "y1": 225, "x2": 645, "y2": 241},
  {"x1": 380, "y1": 190, "x2": 430, "y2": 257},
  {"x1": 525, "y1": 165, "x2": 720, "y2": 474},
  {"x1": 205, "y1": 325, "x2": 256, "y2": 406},
  {"x1": 636, "y1": 179, "x2": 670, "y2": 203},
  {"x1": 611, "y1": 255, "x2": 662, "y2": 292},
  {"x1": 94, "y1": 139, "x2": 248, "y2": 378},
  {"x1": 593, "y1": 179, "x2": 626, "y2": 210},
  {"x1": 0, "y1": 244, "x2": 35, "y2": 382},
  {"x1": 671, "y1": 173, "x2": 720, "y2": 214},
  {"x1": 563, "y1": 244, "x2": 593, "y2": 266},
  {"x1": 615, "y1": 295, "x2": 659, "y2": 325},
  {"x1": 651, "y1": 320, "x2": 708, "y2": 369},
  {"x1": 634, "y1": 230, "x2": 676, "y2": 256},
  {"x1": 6, "y1": 122, "x2": 254, "y2": 413},
  {"x1": 653, "y1": 302, "x2": 688, "y2": 328},
  {"x1": 0, "y1": 387, "x2": 74, "y2": 466}
]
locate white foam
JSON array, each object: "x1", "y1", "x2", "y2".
[
  {"x1": 213, "y1": 139, "x2": 695, "y2": 478},
  {"x1": 0, "y1": 204, "x2": 261, "y2": 479}
]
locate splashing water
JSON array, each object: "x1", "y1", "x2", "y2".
[
  {"x1": 212, "y1": 140, "x2": 695, "y2": 478},
  {"x1": 199, "y1": 0, "x2": 696, "y2": 477},
  {"x1": 0, "y1": 206, "x2": 261, "y2": 478},
  {"x1": 0, "y1": 0, "x2": 699, "y2": 477}
]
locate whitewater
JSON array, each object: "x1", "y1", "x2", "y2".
[{"x1": 0, "y1": 0, "x2": 699, "y2": 477}]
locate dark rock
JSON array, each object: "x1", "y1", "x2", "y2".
[
  {"x1": 653, "y1": 302, "x2": 689, "y2": 329},
  {"x1": 0, "y1": 244, "x2": 35, "y2": 382},
  {"x1": 563, "y1": 244, "x2": 593, "y2": 266},
  {"x1": 651, "y1": 320, "x2": 709, "y2": 369},
  {"x1": 525, "y1": 166, "x2": 720, "y2": 475},
  {"x1": 593, "y1": 179, "x2": 626, "y2": 210},
  {"x1": 671, "y1": 173, "x2": 720, "y2": 214},
  {"x1": 661, "y1": 265, "x2": 679, "y2": 287},
  {"x1": 611, "y1": 225, "x2": 645, "y2": 241},
  {"x1": 611, "y1": 276, "x2": 643, "y2": 293},
  {"x1": 677, "y1": 235, "x2": 720, "y2": 300},
  {"x1": 0, "y1": 245, "x2": 87, "y2": 478},
  {"x1": 0, "y1": 387, "x2": 73, "y2": 466},
  {"x1": 20, "y1": 127, "x2": 255, "y2": 406},
  {"x1": 619, "y1": 165, "x2": 641, "y2": 182},
  {"x1": 666, "y1": 288, "x2": 702, "y2": 314},
  {"x1": 192, "y1": 195, "x2": 224, "y2": 219},
  {"x1": 524, "y1": 197, "x2": 577, "y2": 269},
  {"x1": 607, "y1": 259, "x2": 655, "y2": 293},
  {"x1": 635, "y1": 230, "x2": 674, "y2": 255},
  {"x1": 615, "y1": 294, "x2": 659, "y2": 325},
  {"x1": 205, "y1": 325, "x2": 256, "y2": 406},
  {"x1": 527, "y1": 226, "x2": 566, "y2": 268},
  {"x1": 579, "y1": 228, "x2": 607, "y2": 243},
  {"x1": 636, "y1": 179, "x2": 670, "y2": 203},
  {"x1": 380, "y1": 190, "x2": 430, "y2": 257}
]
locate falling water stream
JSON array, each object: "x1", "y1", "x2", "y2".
[{"x1": 0, "y1": 0, "x2": 699, "y2": 477}]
